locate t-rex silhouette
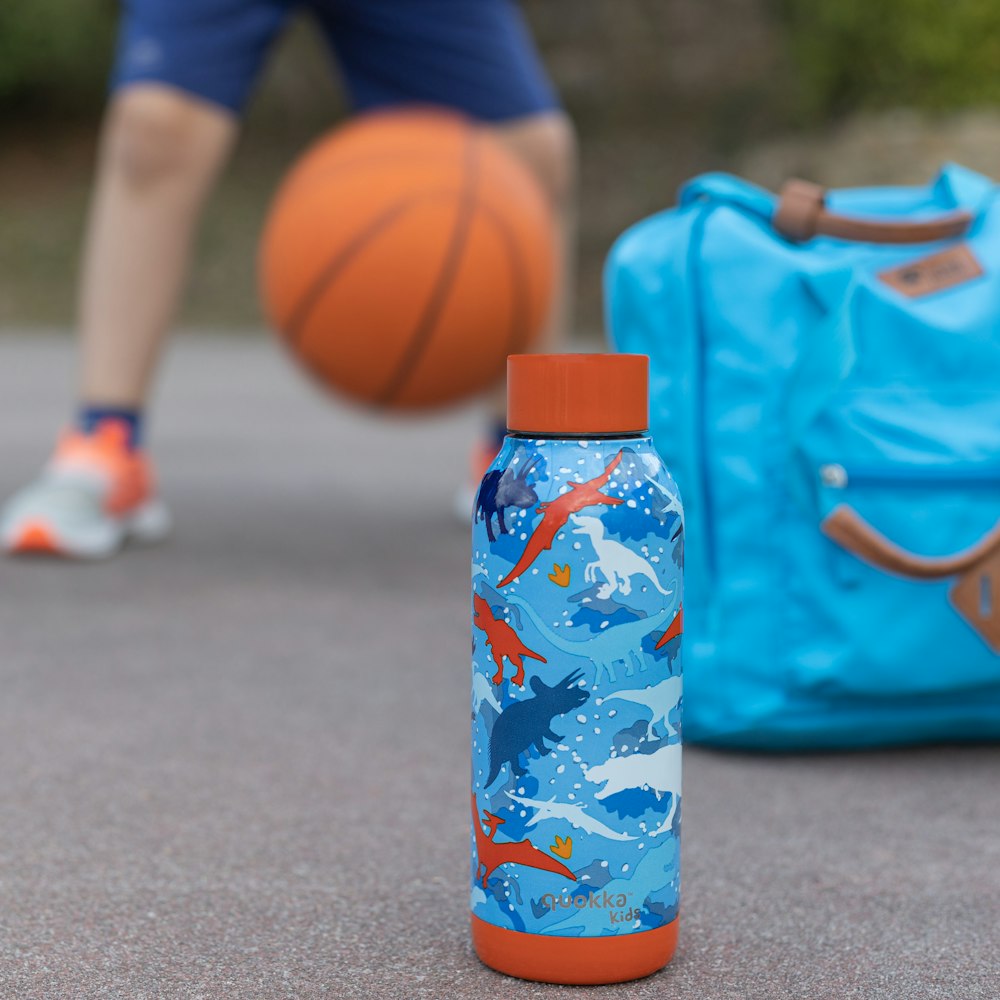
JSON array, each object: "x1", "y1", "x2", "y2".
[
  {"x1": 473, "y1": 591, "x2": 547, "y2": 686},
  {"x1": 571, "y1": 514, "x2": 674, "y2": 599},
  {"x1": 599, "y1": 674, "x2": 682, "y2": 742},
  {"x1": 584, "y1": 741, "x2": 681, "y2": 801}
]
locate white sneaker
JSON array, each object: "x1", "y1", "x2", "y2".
[{"x1": 1, "y1": 419, "x2": 171, "y2": 560}]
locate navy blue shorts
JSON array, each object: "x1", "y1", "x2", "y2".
[{"x1": 112, "y1": 0, "x2": 559, "y2": 121}]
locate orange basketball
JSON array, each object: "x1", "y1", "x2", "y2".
[{"x1": 258, "y1": 108, "x2": 556, "y2": 410}]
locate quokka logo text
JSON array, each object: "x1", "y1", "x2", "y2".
[{"x1": 539, "y1": 890, "x2": 640, "y2": 926}]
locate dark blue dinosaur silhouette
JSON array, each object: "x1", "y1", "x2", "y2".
[
  {"x1": 485, "y1": 670, "x2": 589, "y2": 788},
  {"x1": 475, "y1": 455, "x2": 541, "y2": 543}
]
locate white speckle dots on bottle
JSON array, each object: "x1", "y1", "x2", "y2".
[{"x1": 470, "y1": 427, "x2": 682, "y2": 950}]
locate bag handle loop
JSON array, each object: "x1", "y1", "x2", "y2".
[
  {"x1": 822, "y1": 504, "x2": 1000, "y2": 579},
  {"x1": 775, "y1": 179, "x2": 973, "y2": 245},
  {"x1": 678, "y1": 167, "x2": 993, "y2": 245},
  {"x1": 822, "y1": 504, "x2": 1000, "y2": 652}
]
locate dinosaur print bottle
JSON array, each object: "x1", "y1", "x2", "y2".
[{"x1": 471, "y1": 354, "x2": 683, "y2": 985}]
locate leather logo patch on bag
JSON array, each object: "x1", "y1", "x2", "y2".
[{"x1": 879, "y1": 244, "x2": 984, "y2": 298}]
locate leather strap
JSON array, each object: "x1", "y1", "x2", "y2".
[
  {"x1": 822, "y1": 504, "x2": 1000, "y2": 579},
  {"x1": 950, "y1": 549, "x2": 1000, "y2": 653},
  {"x1": 774, "y1": 179, "x2": 974, "y2": 244},
  {"x1": 822, "y1": 504, "x2": 1000, "y2": 652}
]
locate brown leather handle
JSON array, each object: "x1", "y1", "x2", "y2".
[
  {"x1": 823, "y1": 503, "x2": 1000, "y2": 651},
  {"x1": 774, "y1": 179, "x2": 973, "y2": 245},
  {"x1": 821, "y1": 504, "x2": 1000, "y2": 579}
]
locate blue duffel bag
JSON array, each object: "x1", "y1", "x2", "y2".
[{"x1": 605, "y1": 164, "x2": 1000, "y2": 749}]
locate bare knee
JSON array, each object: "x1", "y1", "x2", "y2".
[
  {"x1": 100, "y1": 85, "x2": 236, "y2": 192},
  {"x1": 489, "y1": 111, "x2": 577, "y2": 212}
]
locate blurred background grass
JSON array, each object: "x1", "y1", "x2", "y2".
[{"x1": 3, "y1": 0, "x2": 1000, "y2": 332}]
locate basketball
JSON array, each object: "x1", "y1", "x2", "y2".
[{"x1": 258, "y1": 108, "x2": 556, "y2": 410}]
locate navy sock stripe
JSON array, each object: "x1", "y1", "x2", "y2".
[{"x1": 78, "y1": 406, "x2": 144, "y2": 450}]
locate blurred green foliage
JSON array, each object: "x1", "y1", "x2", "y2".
[
  {"x1": 0, "y1": 2, "x2": 116, "y2": 115},
  {"x1": 5, "y1": 0, "x2": 1000, "y2": 126},
  {"x1": 782, "y1": 0, "x2": 1000, "y2": 117},
  {"x1": 5, "y1": 0, "x2": 1000, "y2": 329}
]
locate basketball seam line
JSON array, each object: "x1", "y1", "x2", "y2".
[
  {"x1": 376, "y1": 132, "x2": 482, "y2": 407},
  {"x1": 282, "y1": 194, "x2": 429, "y2": 349}
]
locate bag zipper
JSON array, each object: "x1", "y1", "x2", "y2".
[{"x1": 820, "y1": 463, "x2": 1000, "y2": 489}]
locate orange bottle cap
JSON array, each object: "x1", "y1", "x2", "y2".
[{"x1": 506, "y1": 353, "x2": 648, "y2": 436}]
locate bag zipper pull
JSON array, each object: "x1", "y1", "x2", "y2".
[{"x1": 820, "y1": 463, "x2": 848, "y2": 488}]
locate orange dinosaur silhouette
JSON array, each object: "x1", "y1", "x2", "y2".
[
  {"x1": 473, "y1": 592, "x2": 547, "y2": 686},
  {"x1": 654, "y1": 603, "x2": 684, "y2": 650},
  {"x1": 498, "y1": 451, "x2": 625, "y2": 587},
  {"x1": 471, "y1": 794, "x2": 576, "y2": 888}
]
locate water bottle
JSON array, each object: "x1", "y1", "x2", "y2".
[{"x1": 470, "y1": 353, "x2": 683, "y2": 985}]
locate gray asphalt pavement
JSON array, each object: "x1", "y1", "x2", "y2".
[{"x1": 1, "y1": 333, "x2": 998, "y2": 999}]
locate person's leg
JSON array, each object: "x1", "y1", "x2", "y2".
[
  {"x1": 484, "y1": 111, "x2": 577, "y2": 417},
  {"x1": 78, "y1": 85, "x2": 238, "y2": 408},
  {"x1": 319, "y1": 0, "x2": 577, "y2": 436},
  {"x1": 2, "y1": 0, "x2": 289, "y2": 557},
  {"x1": 80, "y1": 0, "x2": 292, "y2": 408}
]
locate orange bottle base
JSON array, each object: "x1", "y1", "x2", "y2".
[{"x1": 471, "y1": 913, "x2": 678, "y2": 985}]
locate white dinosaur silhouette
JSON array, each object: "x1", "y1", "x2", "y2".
[
  {"x1": 472, "y1": 669, "x2": 502, "y2": 715},
  {"x1": 583, "y1": 742, "x2": 681, "y2": 802},
  {"x1": 642, "y1": 464, "x2": 684, "y2": 529},
  {"x1": 571, "y1": 515, "x2": 673, "y2": 600},
  {"x1": 505, "y1": 594, "x2": 675, "y2": 686},
  {"x1": 506, "y1": 793, "x2": 638, "y2": 841},
  {"x1": 599, "y1": 675, "x2": 682, "y2": 742}
]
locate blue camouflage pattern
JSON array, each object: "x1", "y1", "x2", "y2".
[{"x1": 471, "y1": 435, "x2": 683, "y2": 937}]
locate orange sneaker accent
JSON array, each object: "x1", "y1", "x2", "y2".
[
  {"x1": 11, "y1": 519, "x2": 61, "y2": 554},
  {"x1": 471, "y1": 914, "x2": 678, "y2": 985},
  {"x1": 53, "y1": 420, "x2": 153, "y2": 516}
]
